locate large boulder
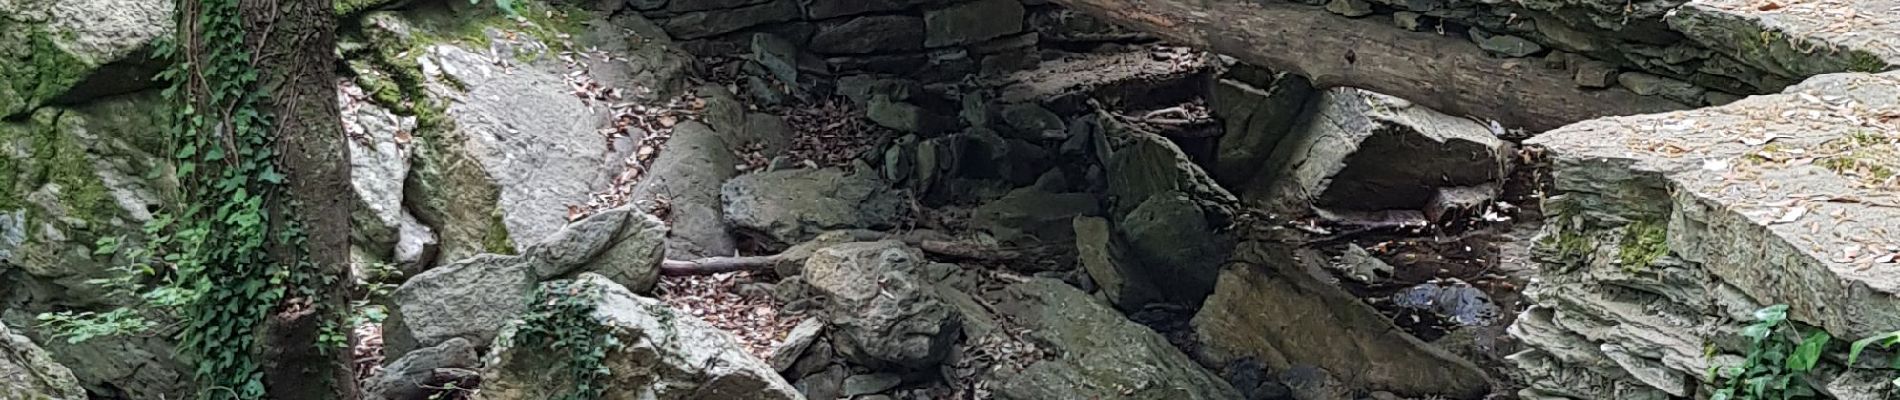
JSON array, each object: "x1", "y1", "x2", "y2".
[
  {"x1": 629, "y1": 121, "x2": 739, "y2": 259},
  {"x1": 0, "y1": 0, "x2": 172, "y2": 117},
  {"x1": 480, "y1": 274, "x2": 802, "y2": 400},
  {"x1": 1208, "y1": 66, "x2": 1314, "y2": 188},
  {"x1": 384, "y1": 206, "x2": 667, "y2": 359},
  {"x1": 981, "y1": 278, "x2": 1241, "y2": 400},
  {"x1": 1237, "y1": 88, "x2": 1509, "y2": 216},
  {"x1": 1192, "y1": 242, "x2": 1492, "y2": 398},
  {"x1": 342, "y1": 82, "x2": 438, "y2": 271},
  {"x1": 0, "y1": 323, "x2": 85, "y2": 400},
  {"x1": 721, "y1": 168, "x2": 905, "y2": 247},
  {"x1": 971, "y1": 185, "x2": 1100, "y2": 245},
  {"x1": 1507, "y1": 71, "x2": 1900, "y2": 400},
  {"x1": 1101, "y1": 119, "x2": 1239, "y2": 307},
  {"x1": 802, "y1": 241, "x2": 961, "y2": 369}
]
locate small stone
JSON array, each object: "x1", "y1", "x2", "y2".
[
  {"x1": 1617, "y1": 72, "x2": 1706, "y2": 104},
  {"x1": 843, "y1": 373, "x2": 904, "y2": 396},
  {"x1": 924, "y1": 0, "x2": 1026, "y2": 47},
  {"x1": 768, "y1": 318, "x2": 827, "y2": 372},
  {"x1": 1337, "y1": 244, "x2": 1394, "y2": 284},
  {"x1": 1393, "y1": 11, "x2": 1425, "y2": 31},
  {"x1": 745, "y1": 75, "x2": 787, "y2": 106},
  {"x1": 1541, "y1": 51, "x2": 1576, "y2": 70},
  {"x1": 1325, "y1": 0, "x2": 1374, "y2": 17},
  {"x1": 1472, "y1": 29, "x2": 1544, "y2": 58},
  {"x1": 1573, "y1": 60, "x2": 1618, "y2": 88},
  {"x1": 1000, "y1": 102, "x2": 1067, "y2": 140}
]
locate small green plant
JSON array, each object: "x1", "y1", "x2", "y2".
[
  {"x1": 1712, "y1": 305, "x2": 1830, "y2": 400},
  {"x1": 511, "y1": 280, "x2": 619, "y2": 400},
  {"x1": 1848, "y1": 330, "x2": 1900, "y2": 388},
  {"x1": 1618, "y1": 220, "x2": 1669, "y2": 272}
]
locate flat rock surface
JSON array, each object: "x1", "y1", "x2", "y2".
[{"x1": 1678, "y1": 0, "x2": 1900, "y2": 72}]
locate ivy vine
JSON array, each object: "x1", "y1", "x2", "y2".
[{"x1": 512, "y1": 280, "x2": 619, "y2": 400}]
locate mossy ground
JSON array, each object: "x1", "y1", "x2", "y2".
[{"x1": 1819, "y1": 131, "x2": 1898, "y2": 188}]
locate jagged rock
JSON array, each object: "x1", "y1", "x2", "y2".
[
  {"x1": 344, "y1": 87, "x2": 422, "y2": 264},
  {"x1": 999, "y1": 102, "x2": 1067, "y2": 140},
  {"x1": 1238, "y1": 88, "x2": 1508, "y2": 216},
  {"x1": 795, "y1": 364, "x2": 847, "y2": 400},
  {"x1": 1073, "y1": 216, "x2": 1159, "y2": 309},
  {"x1": 751, "y1": 33, "x2": 800, "y2": 85},
  {"x1": 1325, "y1": 0, "x2": 1374, "y2": 17},
  {"x1": 721, "y1": 168, "x2": 905, "y2": 247},
  {"x1": 1102, "y1": 121, "x2": 1239, "y2": 306},
  {"x1": 0, "y1": 323, "x2": 84, "y2": 400},
  {"x1": 809, "y1": 15, "x2": 926, "y2": 55},
  {"x1": 480, "y1": 274, "x2": 801, "y2": 400},
  {"x1": 986, "y1": 278, "x2": 1241, "y2": 400},
  {"x1": 923, "y1": 0, "x2": 1026, "y2": 47},
  {"x1": 768, "y1": 317, "x2": 826, "y2": 372},
  {"x1": 1193, "y1": 242, "x2": 1491, "y2": 398},
  {"x1": 1616, "y1": 71, "x2": 1706, "y2": 104},
  {"x1": 631, "y1": 121, "x2": 739, "y2": 259},
  {"x1": 971, "y1": 186, "x2": 1100, "y2": 245},
  {"x1": 865, "y1": 94, "x2": 951, "y2": 134},
  {"x1": 802, "y1": 241, "x2": 961, "y2": 369},
  {"x1": 1210, "y1": 69, "x2": 1314, "y2": 187},
  {"x1": 365, "y1": 337, "x2": 481, "y2": 400},
  {"x1": 0, "y1": 0, "x2": 171, "y2": 117},
  {"x1": 658, "y1": 0, "x2": 801, "y2": 40},
  {"x1": 836, "y1": 75, "x2": 922, "y2": 105},
  {"x1": 1667, "y1": 1, "x2": 1900, "y2": 79},
  {"x1": 1508, "y1": 71, "x2": 1900, "y2": 400}
]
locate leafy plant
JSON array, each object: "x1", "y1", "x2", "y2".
[
  {"x1": 1712, "y1": 305, "x2": 1830, "y2": 400},
  {"x1": 511, "y1": 280, "x2": 619, "y2": 400},
  {"x1": 1848, "y1": 331, "x2": 1900, "y2": 388}
]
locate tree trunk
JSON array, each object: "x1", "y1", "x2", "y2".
[
  {"x1": 1048, "y1": 0, "x2": 1689, "y2": 131},
  {"x1": 240, "y1": 0, "x2": 355, "y2": 398}
]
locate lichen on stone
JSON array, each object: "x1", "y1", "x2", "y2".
[{"x1": 1616, "y1": 220, "x2": 1669, "y2": 271}]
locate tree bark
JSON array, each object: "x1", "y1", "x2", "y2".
[
  {"x1": 1048, "y1": 0, "x2": 1689, "y2": 131},
  {"x1": 240, "y1": 0, "x2": 355, "y2": 398}
]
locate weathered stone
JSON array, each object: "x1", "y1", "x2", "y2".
[
  {"x1": 809, "y1": 15, "x2": 926, "y2": 55},
  {"x1": 1616, "y1": 71, "x2": 1706, "y2": 104},
  {"x1": 923, "y1": 0, "x2": 1026, "y2": 47},
  {"x1": 865, "y1": 94, "x2": 951, "y2": 134},
  {"x1": 751, "y1": 33, "x2": 800, "y2": 85},
  {"x1": 343, "y1": 86, "x2": 417, "y2": 263},
  {"x1": 1027, "y1": 7, "x2": 1153, "y2": 43},
  {"x1": 842, "y1": 373, "x2": 903, "y2": 396},
  {"x1": 796, "y1": 364, "x2": 847, "y2": 400},
  {"x1": 0, "y1": 323, "x2": 84, "y2": 400},
  {"x1": 1510, "y1": 71, "x2": 1900, "y2": 400},
  {"x1": 630, "y1": 121, "x2": 739, "y2": 259},
  {"x1": 1238, "y1": 88, "x2": 1507, "y2": 216},
  {"x1": 971, "y1": 186, "x2": 1100, "y2": 244},
  {"x1": 1119, "y1": 193, "x2": 1232, "y2": 305},
  {"x1": 1393, "y1": 11, "x2": 1426, "y2": 31},
  {"x1": 768, "y1": 317, "x2": 825, "y2": 372},
  {"x1": 1193, "y1": 242, "x2": 1492, "y2": 398},
  {"x1": 1667, "y1": 1, "x2": 1900, "y2": 79},
  {"x1": 364, "y1": 337, "x2": 480, "y2": 400},
  {"x1": 385, "y1": 254, "x2": 539, "y2": 359},
  {"x1": 802, "y1": 241, "x2": 961, "y2": 369},
  {"x1": 1471, "y1": 28, "x2": 1545, "y2": 58},
  {"x1": 1335, "y1": 244, "x2": 1394, "y2": 284},
  {"x1": 0, "y1": 0, "x2": 172, "y2": 117},
  {"x1": 999, "y1": 102, "x2": 1067, "y2": 140},
  {"x1": 721, "y1": 168, "x2": 905, "y2": 246},
  {"x1": 481, "y1": 274, "x2": 801, "y2": 400},
  {"x1": 1278, "y1": 365, "x2": 1351, "y2": 400},
  {"x1": 1210, "y1": 70, "x2": 1315, "y2": 187},
  {"x1": 659, "y1": 0, "x2": 801, "y2": 40},
  {"x1": 836, "y1": 75, "x2": 922, "y2": 105},
  {"x1": 1392, "y1": 279, "x2": 1502, "y2": 327},
  {"x1": 1573, "y1": 59, "x2": 1619, "y2": 88},
  {"x1": 573, "y1": 210, "x2": 667, "y2": 293},
  {"x1": 987, "y1": 278, "x2": 1241, "y2": 400},
  {"x1": 1325, "y1": 0, "x2": 1374, "y2": 17},
  {"x1": 1073, "y1": 216, "x2": 1158, "y2": 309}
]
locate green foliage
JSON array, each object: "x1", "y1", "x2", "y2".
[
  {"x1": 1848, "y1": 331, "x2": 1900, "y2": 388},
  {"x1": 1712, "y1": 305, "x2": 1829, "y2": 400},
  {"x1": 511, "y1": 280, "x2": 620, "y2": 400}
]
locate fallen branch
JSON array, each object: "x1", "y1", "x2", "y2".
[{"x1": 657, "y1": 236, "x2": 1022, "y2": 276}]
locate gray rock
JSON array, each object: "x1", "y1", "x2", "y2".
[
  {"x1": 1027, "y1": 7, "x2": 1153, "y2": 43},
  {"x1": 1119, "y1": 193, "x2": 1233, "y2": 305},
  {"x1": 988, "y1": 279, "x2": 1241, "y2": 400},
  {"x1": 664, "y1": 0, "x2": 770, "y2": 13},
  {"x1": 721, "y1": 168, "x2": 905, "y2": 246},
  {"x1": 385, "y1": 254, "x2": 540, "y2": 359},
  {"x1": 1393, "y1": 11, "x2": 1426, "y2": 31},
  {"x1": 1193, "y1": 242, "x2": 1492, "y2": 398},
  {"x1": 0, "y1": 323, "x2": 85, "y2": 400},
  {"x1": 0, "y1": 0, "x2": 172, "y2": 117},
  {"x1": 659, "y1": 0, "x2": 801, "y2": 40},
  {"x1": 574, "y1": 210, "x2": 667, "y2": 293},
  {"x1": 1278, "y1": 365, "x2": 1351, "y2": 400},
  {"x1": 971, "y1": 186, "x2": 1100, "y2": 244},
  {"x1": 630, "y1": 121, "x2": 739, "y2": 259},
  {"x1": 480, "y1": 274, "x2": 801, "y2": 399},
  {"x1": 809, "y1": 15, "x2": 927, "y2": 55},
  {"x1": 1472, "y1": 29, "x2": 1545, "y2": 58},
  {"x1": 751, "y1": 33, "x2": 800, "y2": 85},
  {"x1": 1392, "y1": 279, "x2": 1501, "y2": 327},
  {"x1": 1617, "y1": 72, "x2": 1706, "y2": 104},
  {"x1": 1073, "y1": 216, "x2": 1159, "y2": 310},
  {"x1": 1573, "y1": 60, "x2": 1619, "y2": 88},
  {"x1": 999, "y1": 102, "x2": 1067, "y2": 140},
  {"x1": 923, "y1": 0, "x2": 1026, "y2": 47},
  {"x1": 627, "y1": 0, "x2": 667, "y2": 10},
  {"x1": 1704, "y1": 91, "x2": 1744, "y2": 105},
  {"x1": 1237, "y1": 88, "x2": 1508, "y2": 216},
  {"x1": 364, "y1": 338, "x2": 481, "y2": 400},
  {"x1": 865, "y1": 94, "x2": 950, "y2": 134},
  {"x1": 802, "y1": 241, "x2": 961, "y2": 369},
  {"x1": 1210, "y1": 70, "x2": 1315, "y2": 188},
  {"x1": 1325, "y1": 0, "x2": 1374, "y2": 17},
  {"x1": 768, "y1": 317, "x2": 826, "y2": 372},
  {"x1": 836, "y1": 75, "x2": 922, "y2": 105},
  {"x1": 802, "y1": 0, "x2": 933, "y2": 19},
  {"x1": 343, "y1": 91, "x2": 417, "y2": 261},
  {"x1": 843, "y1": 373, "x2": 903, "y2": 396},
  {"x1": 1336, "y1": 244, "x2": 1394, "y2": 284},
  {"x1": 796, "y1": 364, "x2": 848, "y2": 400},
  {"x1": 393, "y1": 213, "x2": 440, "y2": 273}
]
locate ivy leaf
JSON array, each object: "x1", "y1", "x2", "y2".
[
  {"x1": 1849, "y1": 330, "x2": 1900, "y2": 366},
  {"x1": 1755, "y1": 305, "x2": 1789, "y2": 324},
  {"x1": 1787, "y1": 331, "x2": 1830, "y2": 372},
  {"x1": 257, "y1": 167, "x2": 285, "y2": 184}
]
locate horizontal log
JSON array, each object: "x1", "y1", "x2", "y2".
[{"x1": 1049, "y1": 0, "x2": 1689, "y2": 131}]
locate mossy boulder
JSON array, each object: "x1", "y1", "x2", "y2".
[{"x1": 0, "y1": 0, "x2": 172, "y2": 118}]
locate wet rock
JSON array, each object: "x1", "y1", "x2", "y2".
[
  {"x1": 1210, "y1": 69, "x2": 1315, "y2": 187},
  {"x1": 809, "y1": 15, "x2": 926, "y2": 55},
  {"x1": 0, "y1": 323, "x2": 84, "y2": 400},
  {"x1": 1574, "y1": 60, "x2": 1619, "y2": 88},
  {"x1": 923, "y1": 0, "x2": 1026, "y2": 47},
  {"x1": 1193, "y1": 242, "x2": 1491, "y2": 398},
  {"x1": 999, "y1": 102, "x2": 1068, "y2": 140},
  {"x1": 988, "y1": 278, "x2": 1241, "y2": 400},
  {"x1": 0, "y1": 0, "x2": 172, "y2": 117},
  {"x1": 720, "y1": 168, "x2": 905, "y2": 246},
  {"x1": 843, "y1": 372, "x2": 903, "y2": 396},
  {"x1": 1326, "y1": 0, "x2": 1374, "y2": 17},
  {"x1": 630, "y1": 121, "x2": 739, "y2": 259},
  {"x1": 1238, "y1": 88, "x2": 1507, "y2": 216},
  {"x1": 971, "y1": 186, "x2": 1100, "y2": 244},
  {"x1": 1391, "y1": 279, "x2": 1502, "y2": 327},
  {"x1": 1471, "y1": 28, "x2": 1545, "y2": 58},
  {"x1": 658, "y1": 0, "x2": 801, "y2": 40},
  {"x1": 802, "y1": 241, "x2": 961, "y2": 369},
  {"x1": 768, "y1": 317, "x2": 826, "y2": 372},
  {"x1": 364, "y1": 338, "x2": 480, "y2": 400},
  {"x1": 1616, "y1": 71, "x2": 1706, "y2": 104},
  {"x1": 481, "y1": 274, "x2": 800, "y2": 399}
]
